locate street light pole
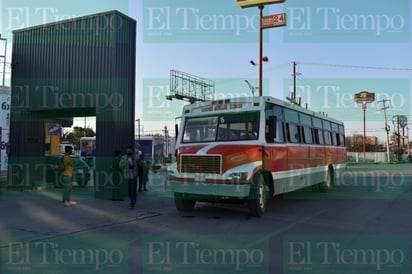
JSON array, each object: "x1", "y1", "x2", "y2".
[
  {"x1": 258, "y1": 5, "x2": 263, "y2": 96},
  {"x1": 238, "y1": 1, "x2": 286, "y2": 96},
  {"x1": 164, "y1": 126, "x2": 169, "y2": 157}
]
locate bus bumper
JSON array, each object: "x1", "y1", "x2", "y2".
[{"x1": 169, "y1": 180, "x2": 251, "y2": 199}]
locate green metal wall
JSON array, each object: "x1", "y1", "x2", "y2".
[{"x1": 9, "y1": 10, "x2": 136, "y2": 199}]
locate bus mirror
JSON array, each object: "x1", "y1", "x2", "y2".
[{"x1": 175, "y1": 123, "x2": 179, "y2": 141}]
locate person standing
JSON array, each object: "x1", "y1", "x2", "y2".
[
  {"x1": 119, "y1": 146, "x2": 138, "y2": 209},
  {"x1": 137, "y1": 151, "x2": 144, "y2": 192},
  {"x1": 62, "y1": 145, "x2": 77, "y2": 206}
]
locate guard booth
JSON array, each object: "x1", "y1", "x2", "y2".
[{"x1": 8, "y1": 10, "x2": 136, "y2": 200}]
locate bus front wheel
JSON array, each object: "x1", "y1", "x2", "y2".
[
  {"x1": 174, "y1": 192, "x2": 196, "y2": 212},
  {"x1": 248, "y1": 173, "x2": 269, "y2": 217}
]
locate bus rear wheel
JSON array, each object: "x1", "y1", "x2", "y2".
[
  {"x1": 248, "y1": 173, "x2": 269, "y2": 217},
  {"x1": 320, "y1": 166, "x2": 334, "y2": 192},
  {"x1": 174, "y1": 192, "x2": 196, "y2": 212}
]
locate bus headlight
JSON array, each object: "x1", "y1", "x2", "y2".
[{"x1": 227, "y1": 172, "x2": 248, "y2": 181}]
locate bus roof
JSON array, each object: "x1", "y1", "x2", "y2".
[{"x1": 181, "y1": 96, "x2": 344, "y2": 125}]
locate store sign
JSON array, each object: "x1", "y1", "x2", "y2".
[
  {"x1": 354, "y1": 91, "x2": 375, "y2": 103},
  {"x1": 237, "y1": 0, "x2": 285, "y2": 8}
]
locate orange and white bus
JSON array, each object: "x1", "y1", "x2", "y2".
[{"x1": 166, "y1": 96, "x2": 346, "y2": 217}]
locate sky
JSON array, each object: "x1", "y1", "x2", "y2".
[{"x1": 1, "y1": 0, "x2": 412, "y2": 143}]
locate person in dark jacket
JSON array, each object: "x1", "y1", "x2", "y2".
[{"x1": 119, "y1": 147, "x2": 138, "y2": 209}]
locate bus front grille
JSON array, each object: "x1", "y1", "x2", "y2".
[{"x1": 180, "y1": 155, "x2": 221, "y2": 174}]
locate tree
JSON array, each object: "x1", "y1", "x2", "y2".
[
  {"x1": 62, "y1": 127, "x2": 95, "y2": 149},
  {"x1": 393, "y1": 147, "x2": 404, "y2": 162},
  {"x1": 346, "y1": 135, "x2": 363, "y2": 152}
]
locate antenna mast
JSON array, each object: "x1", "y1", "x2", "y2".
[{"x1": 286, "y1": 61, "x2": 301, "y2": 106}]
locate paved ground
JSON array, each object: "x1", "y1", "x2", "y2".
[
  {"x1": 1, "y1": 164, "x2": 411, "y2": 274},
  {"x1": 1, "y1": 169, "x2": 172, "y2": 231}
]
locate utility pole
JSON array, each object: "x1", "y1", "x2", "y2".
[
  {"x1": 377, "y1": 99, "x2": 391, "y2": 163},
  {"x1": 291, "y1": 61, "x2": 301, "y2": 105},
  {"x1": 393, "y1": 115, "x2": 400, "y2": 148},
  {"x1": 293, "y1": 61, "x2": 296, "y2": 101}
]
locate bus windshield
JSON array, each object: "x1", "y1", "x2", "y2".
[{"x1": 182, "y1": 111, "x2": 260, "y2": 143}]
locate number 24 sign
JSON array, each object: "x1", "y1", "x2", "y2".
[{"x1": 262, "y1": 13, "x2": 286, "y2": 29}]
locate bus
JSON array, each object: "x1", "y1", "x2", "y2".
[
  {"x1": 135, "y1": 136, "x2": 165, "y2": 169},
  {"x1": 166, "y1": 96, "x2": 346, "y2": 217},
  {"x1": 80, "y1": 137, "x2": 96, "y2": 157},
  {"x1": 80, "y1": 135, "x2": 168, "y2": 166}
]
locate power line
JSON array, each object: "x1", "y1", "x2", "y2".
[{"x1": 299, "y1": 62, "x2": 412, "y2": 72}]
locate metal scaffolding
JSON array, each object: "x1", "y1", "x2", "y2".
[{"x1": 167, "y1": 70, "x2": 214, "y2": 103}]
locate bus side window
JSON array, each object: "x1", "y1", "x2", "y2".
[
  {"x1": 277, "y1": 122, "x2": 285, "y2": 142},
  {"x1": 303, "y1": 126, "x2": 313, "y2": 144},
  {"x1": 331, "y1": 132, "x2": 336, "y2": 146},
  {"x1": 340, "y1": 134, "x2": 345, "y2": 146},
  {"x1": 312, "y1": 128, "x2": 319, "y2": 144},
  {"x1": 324, "y1": 130, "x2": 332, "y2": 145},
  {"x1": 287, "y1": 123, "x2": 300, "y2": 143},
  {"x1": 285, "y1": 123, "x2": 291, "y2": 142},
  {"x1": 318, "y1": 130, "x2": 324, "y2": 145},
  {"x1": 267, "y1": 116, "x2": 284, "y2": 143},
  {"x1": 299, "y1": 126, "x2": 304, "y2": 143},
  {"x1": 266, "y1": 116, "x2": 276, "y2": 143},
  {"x1": 335, "y1": 133, "x2": 340, "y2": 146}
]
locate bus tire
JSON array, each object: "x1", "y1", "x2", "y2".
[
  {"x1": 311, "y1": 184, "x2": 320, "y2": 192},
  {"x1": 320, "y1": 166, "x2": 334, "y2": 193},
  {"x1": 174, "y1": 192, "x2": 196, "y2": 212},
  {"x1": 248, "y1": 172, "x2": 269, "y2": 217}
]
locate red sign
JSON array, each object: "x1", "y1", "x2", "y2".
[
  {"x1": 237, "y1": 0, "x2": 285, "y2": 8},
  {"x1": 262, "y1": 13, "x2": 286, "y2": 29}
]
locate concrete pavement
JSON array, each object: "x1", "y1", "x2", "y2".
[
  {"x1": 0, "y1": 170, "x2": 174, "y2": 273},
  {"x1": 1, "y1": 170, "x2": 172, "y2": 234}
]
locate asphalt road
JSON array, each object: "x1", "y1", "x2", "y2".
[{"x1": 1, "y1": 163, "x2": 411, "y2": 274}]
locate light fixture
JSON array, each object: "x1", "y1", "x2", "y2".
[{"x1": 250, "y1": 56, "x2": 268, "y2": 66}]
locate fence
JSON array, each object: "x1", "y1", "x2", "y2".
[{"x1": 346, "y1": 152, "x2": 410, "y2": 163}]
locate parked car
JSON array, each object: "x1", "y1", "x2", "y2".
[{"x1": 45, "y1": 155, "x2": 92, "y2": 187}]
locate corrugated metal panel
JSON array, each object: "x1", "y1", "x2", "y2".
[
  {"x1": 9, "y1": 10, "x2": 136, "y2": 193},
  {"x1": 12, "y1": 10, "x2": 136, "y2": 107}
]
